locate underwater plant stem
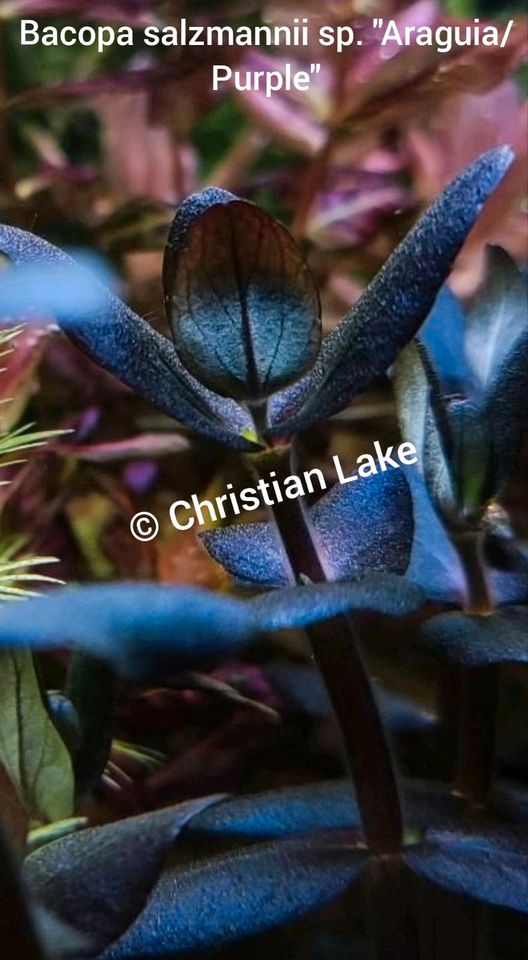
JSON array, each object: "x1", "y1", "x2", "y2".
[
  {"x1": 252, "y1": 446, "x2": 403, "y2": 854},
  {"x1": 65, "y1": 653, "x2": 116, "y2": 798},
  {"x1": 452, "y1": 530, "x2": 498, "y2": 804}
]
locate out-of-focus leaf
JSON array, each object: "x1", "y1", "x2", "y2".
[
  {"x1": 203, "y1": 468, "x2": 414, "y2": 586},
  {"x1": 270, "y1": 146, "x2": 513, "y2": 434},
  {"x1": 265, "y1": 664, "x2": 436, "y2": 733},
  {"x1": 157, "y1": 526, "x2": 228, "y2": 590},
  {"x1": 33, "y1": 907, "x2": 92, "y2": 960},
  {"x1": 465, "y1": 247, "x2": 527, "y2": 394},
  {"x1": 405, "y1": 827, "x2": 528, "y2": 914},
  {"x1": 46, "y1": 693, "x2": 81, "y2": 757},
  {"x1": 0, "y1": 651, "x2": 74, "y2": 825},
  {"x1": 0, "y1": 585, "x2": 261, "y2": 679},
  {"x1": 170, "y1": 671, "x2": 279, "y2": 724},
  {"x1": 420, "y1": 607, "x2": 528, "y2": 667},
  {"x1": 164, "y1": 188, "x2": 321, "y2": 401},
  {"x1": 65, "y1": 654, "x2": 115, "y2": 795},
  {"x1": 0, "y1": 325, "x2": 52, "y2": 432},
  {"x1": 101, "y1": 838, "x2": 367, "y2": 959},
  {"x1": 252, "y1": 575, "x2": 424, "y2": 629},
  {"x1": 56, "y1": 432, "x2": 189, "y2": 462},
  {"x1": 0, "y1": 577, "x2": 420, "y2": 680},
  {"x1": 2, "y1": 1, "x2": 158, "y2": 23},
  {"x1": 27, "y1": 817, "x2": 87, "y2": 853},
  {"x1": 0, "y1": 225, "x2": 258, "y2": 451},
  {"x1": 25, "y1": 795, "x2": 225, "y2": 957}
]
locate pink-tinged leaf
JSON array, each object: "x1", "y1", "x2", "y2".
[
  {"x1": 0, "y1": 325, "x2": 52, "y2": 431},
  {"x1": 56, "y1": 433, "x2": 189, "y2": 462}
]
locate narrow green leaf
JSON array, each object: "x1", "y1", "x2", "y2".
[{"x1": 0, "y1": 651, "x2": 74, "y2": 825}]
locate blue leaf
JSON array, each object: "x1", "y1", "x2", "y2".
[
  {"x1": 269, "y1": 146, "x2": 514, "y2": 435},
  {"x1": 164, "y1": 188, "x2": 321, "y2": 401},
  {"x1": 419, "y1": 286, "x2": 469, "y2": 393},
  {"x1": 202, "y1": 520, "x2": 288, "y2": 587},
  {"x1": 24, "y1": 795, "x2": 225, "y2": 956},
  {"x1": 420, "y1": 607, "x2": 528, "y2": 667},
  {"x1": 0, "y1": 584, "x2": 259, "y2": 678},
  {"x1": 403, "y1": 467, "x2": 528, "y2": 607},
  {"x1": 250, "y1": 575, "x2": 424, "y2": 630},
  {"x1": 0, "y1": 578, "x2": 421, "y2": 680},
  {"x1": 405, "y1": 828, "x2": 528, "y2": 914},
  {"x1": 188, "y1": 781, "x2": 360, "y2": 840},
  {"x1": 0, "y1": 225, "x2": 257, "y2": 451},
  {"x1": 101, "y1": 838, "x2": 366, "y2": 958},
  {"x1": 203, "y1": 468, "x2": 414, "y2": 587},
  {"x1": 187, "y1": 778, "x2": 455, "y2": 843},
  {"x1": 310, "y1": 466, "x2": 413, "y2": 581}
]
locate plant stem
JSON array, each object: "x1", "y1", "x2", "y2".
[
  {"x1": 66, "y1": 653, "x2": 116, "y2": 798},
  {"x1": 451, "y1": 530, "x2": 498, "y2": 804},
  {"x1": 252, "y1": 445, "x2": 403, "y2": 854}
]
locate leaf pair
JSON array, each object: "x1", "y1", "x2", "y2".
[
  {"x1": 203, "y1": 466, "x2": 414, "y2": 586},
  {"x1": 21, "y1": 778, "x2": 465, "y2": 958},
  {"x1": 0, "y1": 147, "x2": 513, "y2": 448},
  {"x1": 23, "y1": 783, "x2": 528, "y2": 958},
  {"x1": 395, "y1": 247, "x2": 528, "y2": 524},
  {"x1": 25, "y1": 799, "x2": 366, "y2": 959}
]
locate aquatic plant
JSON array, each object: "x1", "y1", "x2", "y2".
[{"x1": 0, "y1": 143, "x2": 527, "y2": 960}]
